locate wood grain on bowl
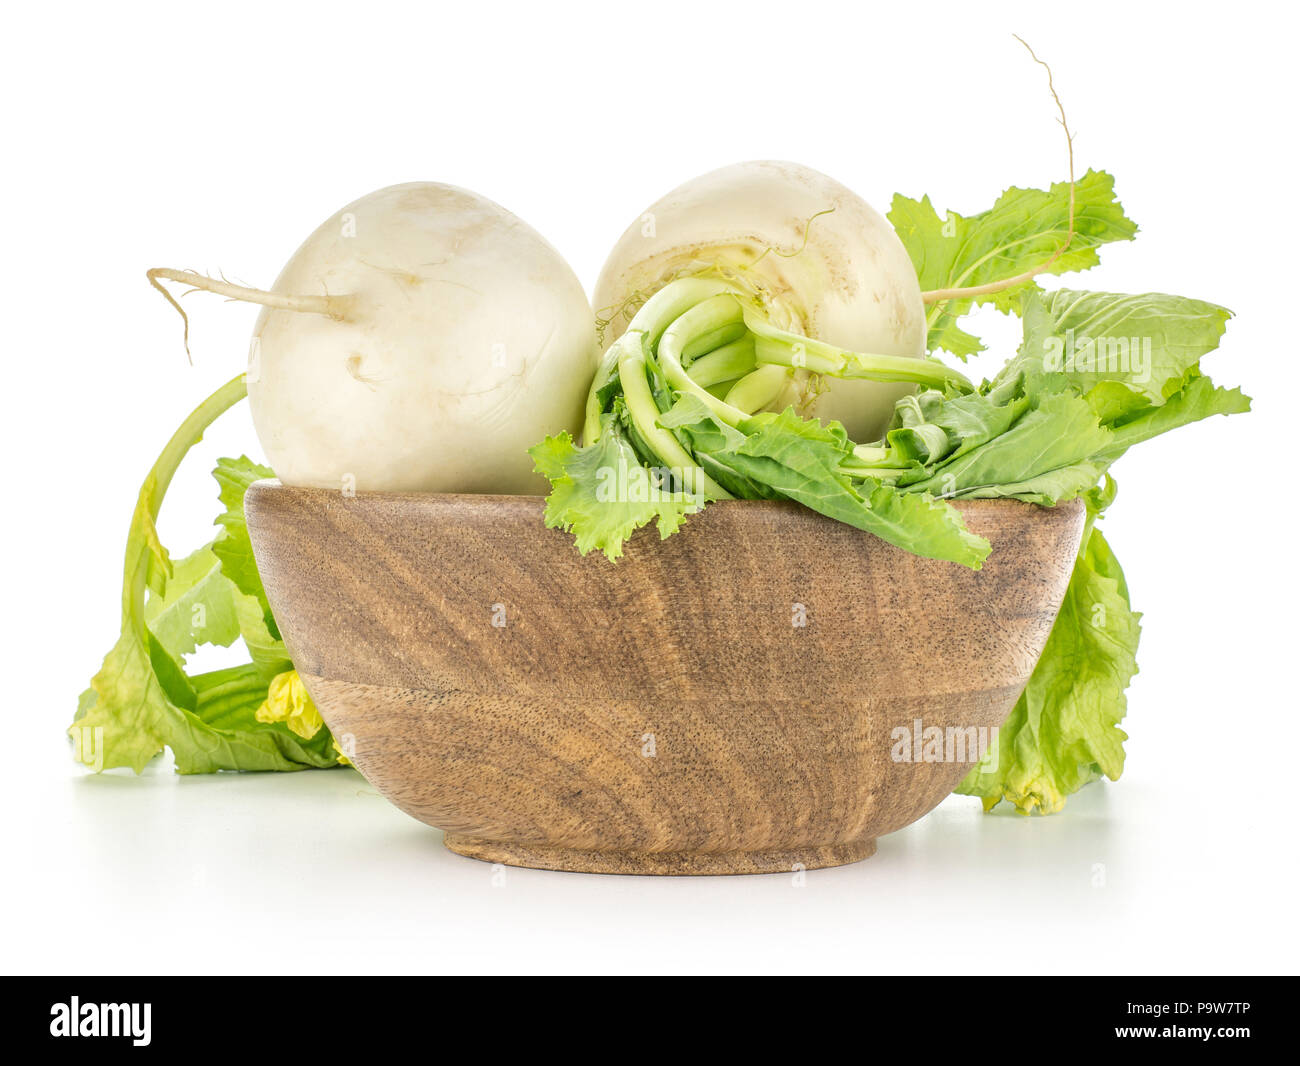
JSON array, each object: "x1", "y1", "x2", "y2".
[{"x1": 246, "y1": 485, "x2": 1084, "y2": 875}]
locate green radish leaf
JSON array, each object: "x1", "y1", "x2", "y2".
[
  {"x1": 212, "y1": 455, "x2": 277, "y2": 628},
  {"x1": 143, "y1": 547, "x2": 244, "y2": 657},
  {"x1": 889, "y1": 170, "x2": 1137, "y2": 358},
  {"x1": 958, "y1": 500, "x2": 1139, "y2": 813},
  {"x1": 711, "y1": 409, "x2": 990, "y2": 567},
  {"x1": 529, "y1": 422, "x2": 705, "y2": 562},
  {"x1": 1099, "y1": 372, "x2": 1251, "y2": 459},
  {"x1": 907, "y1": 392, "x2": 1113, "y2": 502},
  {"x1": 888, "y1": 389, "x2": 1030, "y2": 469},
  {"x1": 998, "y1": 289, "x2": 1233, "y2": 405},
  {"x1": 72, "y1": 379, "x2": 339, "y2": 774}
]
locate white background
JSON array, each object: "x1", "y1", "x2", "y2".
[{"x1": 2, "y1": 0, "x2": 1295, "y2": 975}]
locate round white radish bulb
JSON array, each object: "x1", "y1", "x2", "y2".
[
  {"x1": 593, "y1": 161, "x2": 925, "y2": 442},
  {"x1": 246, "y1": 182, "x2": 597, "y2": 494}
]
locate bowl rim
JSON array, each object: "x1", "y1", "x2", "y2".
[{"x1": 247, "y1": 477, "x2": 1077, "y2": 517}]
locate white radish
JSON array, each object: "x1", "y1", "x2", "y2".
[
  {"x1": 593, "y1": 161, "x2": 925, "y2": 443},
  {"x1": 151, "y1": 182, "x2": 597, "y2": 494}
]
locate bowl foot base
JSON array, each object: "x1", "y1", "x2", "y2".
[{"x1": 442, "y1": 834, "x2": 876, "y2": 875}]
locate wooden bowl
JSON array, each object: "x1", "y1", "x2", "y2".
[{"x1": 246, "y1": 485, "x2": 1084, "y2": 875}]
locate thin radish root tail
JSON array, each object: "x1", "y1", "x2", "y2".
[
  {"x1": 920, "y1": 35, "x2": 1077, "y2": 306},
  {"x1": 146, "y1": 267, "x2": 354, "y2": 360},
  {"x1": 146, "y1": 268, "x2": 197, "y2": 360}
]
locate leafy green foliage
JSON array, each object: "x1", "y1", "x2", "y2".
[
  {"x1": 957, "y1": 487, "x2": 1140, "y2": 813},
  {"x1": 212, "y1": 455, "x2": 277, "y2": 631},
  {"x1": 73, "y1": 380, "x2": 340, "y2": 773},
  {"x1": 530, "y1": 422, "x2": 705, "y2": 562},
  {"x1": 716, "y1": 409, "x2": 989, "y2": 566},
  {"x1": 1002, "y1": 288, "x2": 1233, "y2": 403},
  {"x1": 889, "y1": 169, "x2": 1137, "y2": 357}
]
